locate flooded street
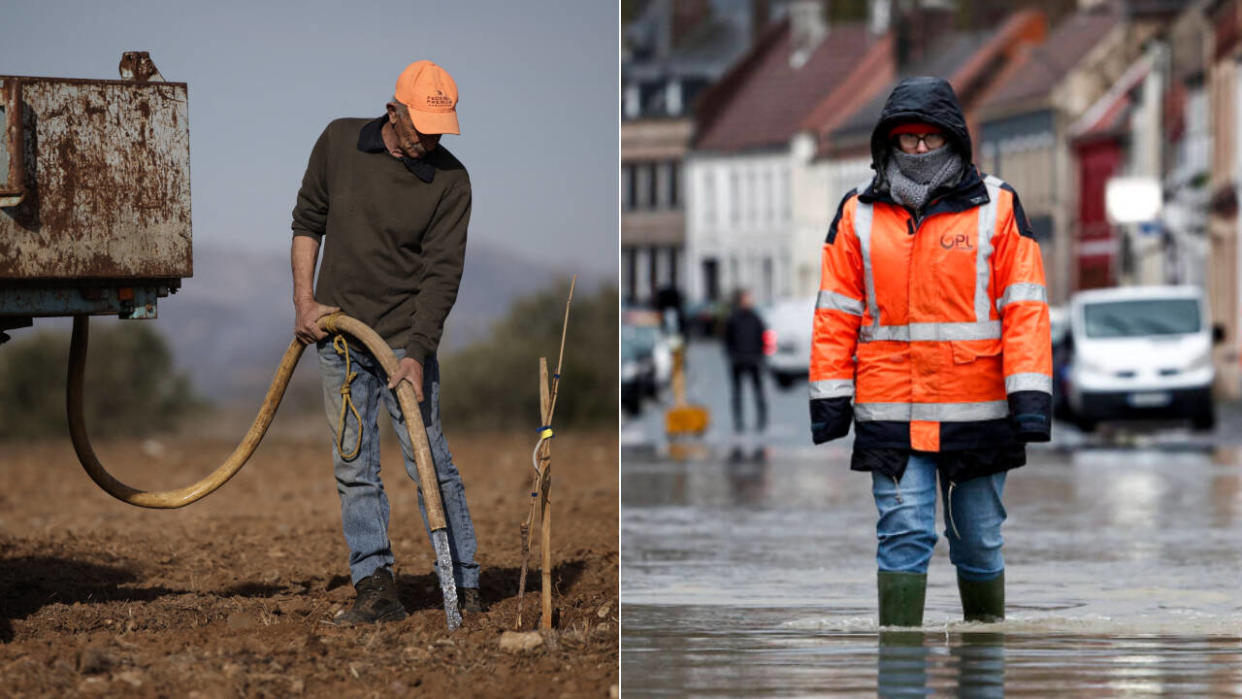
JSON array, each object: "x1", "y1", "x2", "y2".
[{"x1": 622, "y1": 341, "x2": 1242, "y2": 696}]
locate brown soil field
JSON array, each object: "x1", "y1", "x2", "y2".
[{"x1": 0, "y1": 424, "x2": 618, "y2": 697}]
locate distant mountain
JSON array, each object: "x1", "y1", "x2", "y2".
[{"x1": 135, "y1": 242, "x2": 608, "y2": 402}]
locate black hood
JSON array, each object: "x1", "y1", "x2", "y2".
[{"x1": 870, "y1": 77, "x2": 972, "y2": 180}]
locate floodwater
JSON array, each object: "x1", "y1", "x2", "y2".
[{"x1": 622, "y1": 439, "x2": 1242, "y2": 696}]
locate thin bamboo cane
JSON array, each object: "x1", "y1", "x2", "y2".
[{"x1": 514, "y1": 277, "x2": 576, "y2": 629}]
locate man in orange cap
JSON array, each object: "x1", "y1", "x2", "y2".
[{"x1": 290, "y1": 60, "x2": 481, "y2": 625}]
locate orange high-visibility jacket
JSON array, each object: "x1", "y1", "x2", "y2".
[{"x1": 809, "y1": 170, "x2": 1052, "y2": 453}]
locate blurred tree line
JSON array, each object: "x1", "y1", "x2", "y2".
[
  {"x1": 0, "y1": 282, "x2": 619, "y2": 440},
  {"x1": 0, "y1": 322, "x2": 201, "y2": 440},
  {"x1": 440, "y1": 282, "x2": 618, "y2": 431}
]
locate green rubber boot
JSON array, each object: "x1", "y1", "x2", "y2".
[
  {"x1": 877, "y1": 571, "x2": 927, "y2": 628},
  {"x1": 957, "y1": 571, "x2": 1004, "y2": 622}
]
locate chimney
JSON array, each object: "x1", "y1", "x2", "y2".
[
  {"x1": 789, "y1": 0, "x2": 829, "y2": 68},
  {"x1": 752, "y1": 0, "x2": 772, "y2": 45},
  {"x1": 870, "y1": 0, "x2": 892, "y2": 35},
  {"x1": 895, "y1": 0, "x2": 955, "y2": 71},
  {"x1": 671, "y1": 0, "x2": 711, "y2": 48}
]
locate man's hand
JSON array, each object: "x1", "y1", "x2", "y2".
[
  {"x1": 294, "y1": 298, "x2": 341, "y2": 344},
  {"x1": 387, "y1": 356, "x2": 424, "y2": 402}
]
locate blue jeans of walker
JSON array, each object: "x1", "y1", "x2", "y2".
[
  {"x1": 871, "y1": 452, "x2": 1006, "y2": 581},
  {"x1": 317, "y1": 339, "x2": 479, "y2": 588}
]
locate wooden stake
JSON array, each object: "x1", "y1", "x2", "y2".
[
  {"x1": 537, "y1": 357, "x2": 554, "y2": 629},
  {"x1": 514, "y1": 277, "x2": 575, "y2": 629}
]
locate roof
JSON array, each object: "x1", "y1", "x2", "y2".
[
  {"x1": 798, "y1": 32, "x2": 896, "y2": 155},
  {"x1": 1070, "y1": 53, "x2": 1153, "y2": 140},
  {"x1": 693, "y1": 19, "x2": 872, "y2": 152},
  {"x1": 1071, "y1": 284, "x2": 1205, "y2": 305},
  {"x1": 623, "y1": 0, "x2": 754, "y2": 79},
  {"x1": 826, "y1": 10, "x2": 1047, "y2": 154},
  {"x1": 827, "y1": 30, "x2": 993, "y2": 146},
  {"x1": 980, "y1": 3, "x2": 1124, "y2": 115}
]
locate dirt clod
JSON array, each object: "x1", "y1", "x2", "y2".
[
  {"x1": 115, "y1": 669, "x2": 144, "y2": 688},
  {"x1": 499, "y1": 631, "x2": 544, "y2": 653},
  {"x1": 77, "y1": 646, "x2": 112, "y2": 675},
  {"x1": 226, "y1": 611, "x2": 258, "y2": 631}
]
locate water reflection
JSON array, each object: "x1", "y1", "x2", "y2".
[
  {"x1": 877, "y1": 631, "x2": 932, "y2": 696},
  {"x1": 949, "y1": 633, "x2": 1005, "y2": 698},
  {"x1": 876, "y1": 631, "x2": 1005, "y2": 698},
  {"x1": 725, "y1": 450, "x2": 769, "y2": 506},
  {"x1": 624, "y1": 438, "x2": 1242, "y2": 694}
]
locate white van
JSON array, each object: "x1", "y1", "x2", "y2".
[
  {"x1": 760, "y1": 295, "x2": 817, "y2": 389},
  {"x1": 1065, "y1": 285, "x2": 1221, "y2": 432}
]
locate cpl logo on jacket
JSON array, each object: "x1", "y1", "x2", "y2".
[{"x1": 940, "y1": 233, "x2": 974, "y2": 251}]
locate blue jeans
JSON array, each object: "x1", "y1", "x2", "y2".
[
  {"x1": 871, "y1": 453, "x2": 1005, "y2": 581},
  {"x1": 317, "y1": 339, "x2": 479, "y2": 588}
]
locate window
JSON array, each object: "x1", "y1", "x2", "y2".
[
  {"x1": 669, "y1": 162, "x2": 680, "y2": 208},
  {"x1": 623, "y1": 248, "x2": 636, "y2": 303},
  {"x1": 622, "y1": 164, "x2": 634, "y2": 211},
  {"x1": 729, "y1": 171, "x2": 740, "y2": 225},
  {"x1": 763, "y1": 170, "x2": 773, "y2": 223},
  {"x1": 702, "y1": 258, "x2": 719, "y2": 302},
  {"x1": 1084, "y1": 299, "x2": 1201, "y2": 338},
  {"x1": 648, "y1": 246, "x2": 659, "y2": 293},
  {"x1": 747, "y1": 170, "x2": 758, "y2": 225},
  {"x1": 651, "y1": 164, "x2": 661, "y2": 209},
  {"x1": 703, "y1": 171, "x2": 717, "y2": 226},
  {"x1": 779, "y1": 169, "x2": 790, "y2": 222},
  {"x1": 635, "y1": 163, "x2": 651, "y2": 210}
]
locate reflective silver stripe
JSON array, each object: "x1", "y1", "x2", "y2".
[
  {"x1": 854, "y1": 402, "x2": 910, "y2": 421},
  {"x1": 975, "y1": 176, "x2": 1002, "y2": 322},
  {"x1": 816, "y1": 290, "x2": 864, "y2": 316},
  {"x1": 855, "y1": 199, "x2": 879, "y2": 333},
  {"x1": 810, "y1": 379, "x2": 855, "y2": 399},
  {"x1": 859, "y1": 320, "x2": 1002, "y2": 343},
  {"x1": 996, "y1": 283, "x2": 1048, "y2": 311},
  {"x1": 1005, "y1": 373, "x2": 1052, "y2": 394},
  {"x1": 854, "y1": 400, "x2": 1010, "y2": 422}
]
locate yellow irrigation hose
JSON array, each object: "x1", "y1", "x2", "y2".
[
  {"x1": 331, "y1": 333, "x2": 363, "y2": 462},
  {"x1": 66, "y1": 312, "x2": 447, "y2": 532}
]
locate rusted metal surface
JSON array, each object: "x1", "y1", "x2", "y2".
[
  {"x1": 0, "y1": 75, "x2": 192, "y2": 281},
  {"x1": 0, "y1": 79, "x2": 23, "y2": 207},
  {"x1": 0, "y1": 284, "x2": 163, "y2": 319}
]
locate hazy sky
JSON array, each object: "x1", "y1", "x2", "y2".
[{"x1": 1, "y1": 0, "x2": 618, "y2": 276}]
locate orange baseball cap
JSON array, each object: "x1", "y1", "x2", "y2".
[{"x1": 394, "y1": 60, "x2": 460, "y2": 135}]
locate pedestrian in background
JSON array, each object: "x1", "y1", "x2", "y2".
[
  {"x1": 291, "y1": 60, "x2": 482, "y2": 625},
  {"x1": 725, "y1": 289, "x2": 769, "y2": 453},
  {"x1": 809, "y1": 77, "x2": 1051, "y2": 627}
]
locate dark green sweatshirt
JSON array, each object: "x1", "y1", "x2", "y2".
[{"x1": 291, "y1": 116, "x2": 471, "y2": 363}]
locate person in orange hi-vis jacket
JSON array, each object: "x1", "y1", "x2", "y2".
[{"x1": 809, "y1": 77, "x2": 1051, "y2": 628}]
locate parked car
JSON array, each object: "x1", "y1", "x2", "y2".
[
  {"x1": 1063, "y1": 285, "x2": 1222, "y2": 432},
  {"x1": 621, "y1": 310, "x2": 672, "y2": 416},
  {"x1": 760, "y1": 295, "x2": 817, "y2": 389}
]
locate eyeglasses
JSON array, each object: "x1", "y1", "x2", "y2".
[{"x1": 896, "y1": 133, "x2": 946, "y2": 150}]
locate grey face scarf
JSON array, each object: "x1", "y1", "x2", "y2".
[{"x1": 884, "y1": 146, "x2": 964, "y2": 213}]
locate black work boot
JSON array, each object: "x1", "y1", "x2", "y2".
[
  {"x1": 460, "y1": 587, "x2": 484, "y2": 614},
  {"x1": 877, "y1": 571, "x2": 927, "y2": 628},
  {"x1": 333, "y1": 569, "x2": 407, "y2": 626},
  {"x1": 957, "y1": 571, "x2": 1004, "y2": 623}
]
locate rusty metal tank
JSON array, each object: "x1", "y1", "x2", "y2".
[{"x1": 0, "y1": 56, "x2": 191, "y2": 341}]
